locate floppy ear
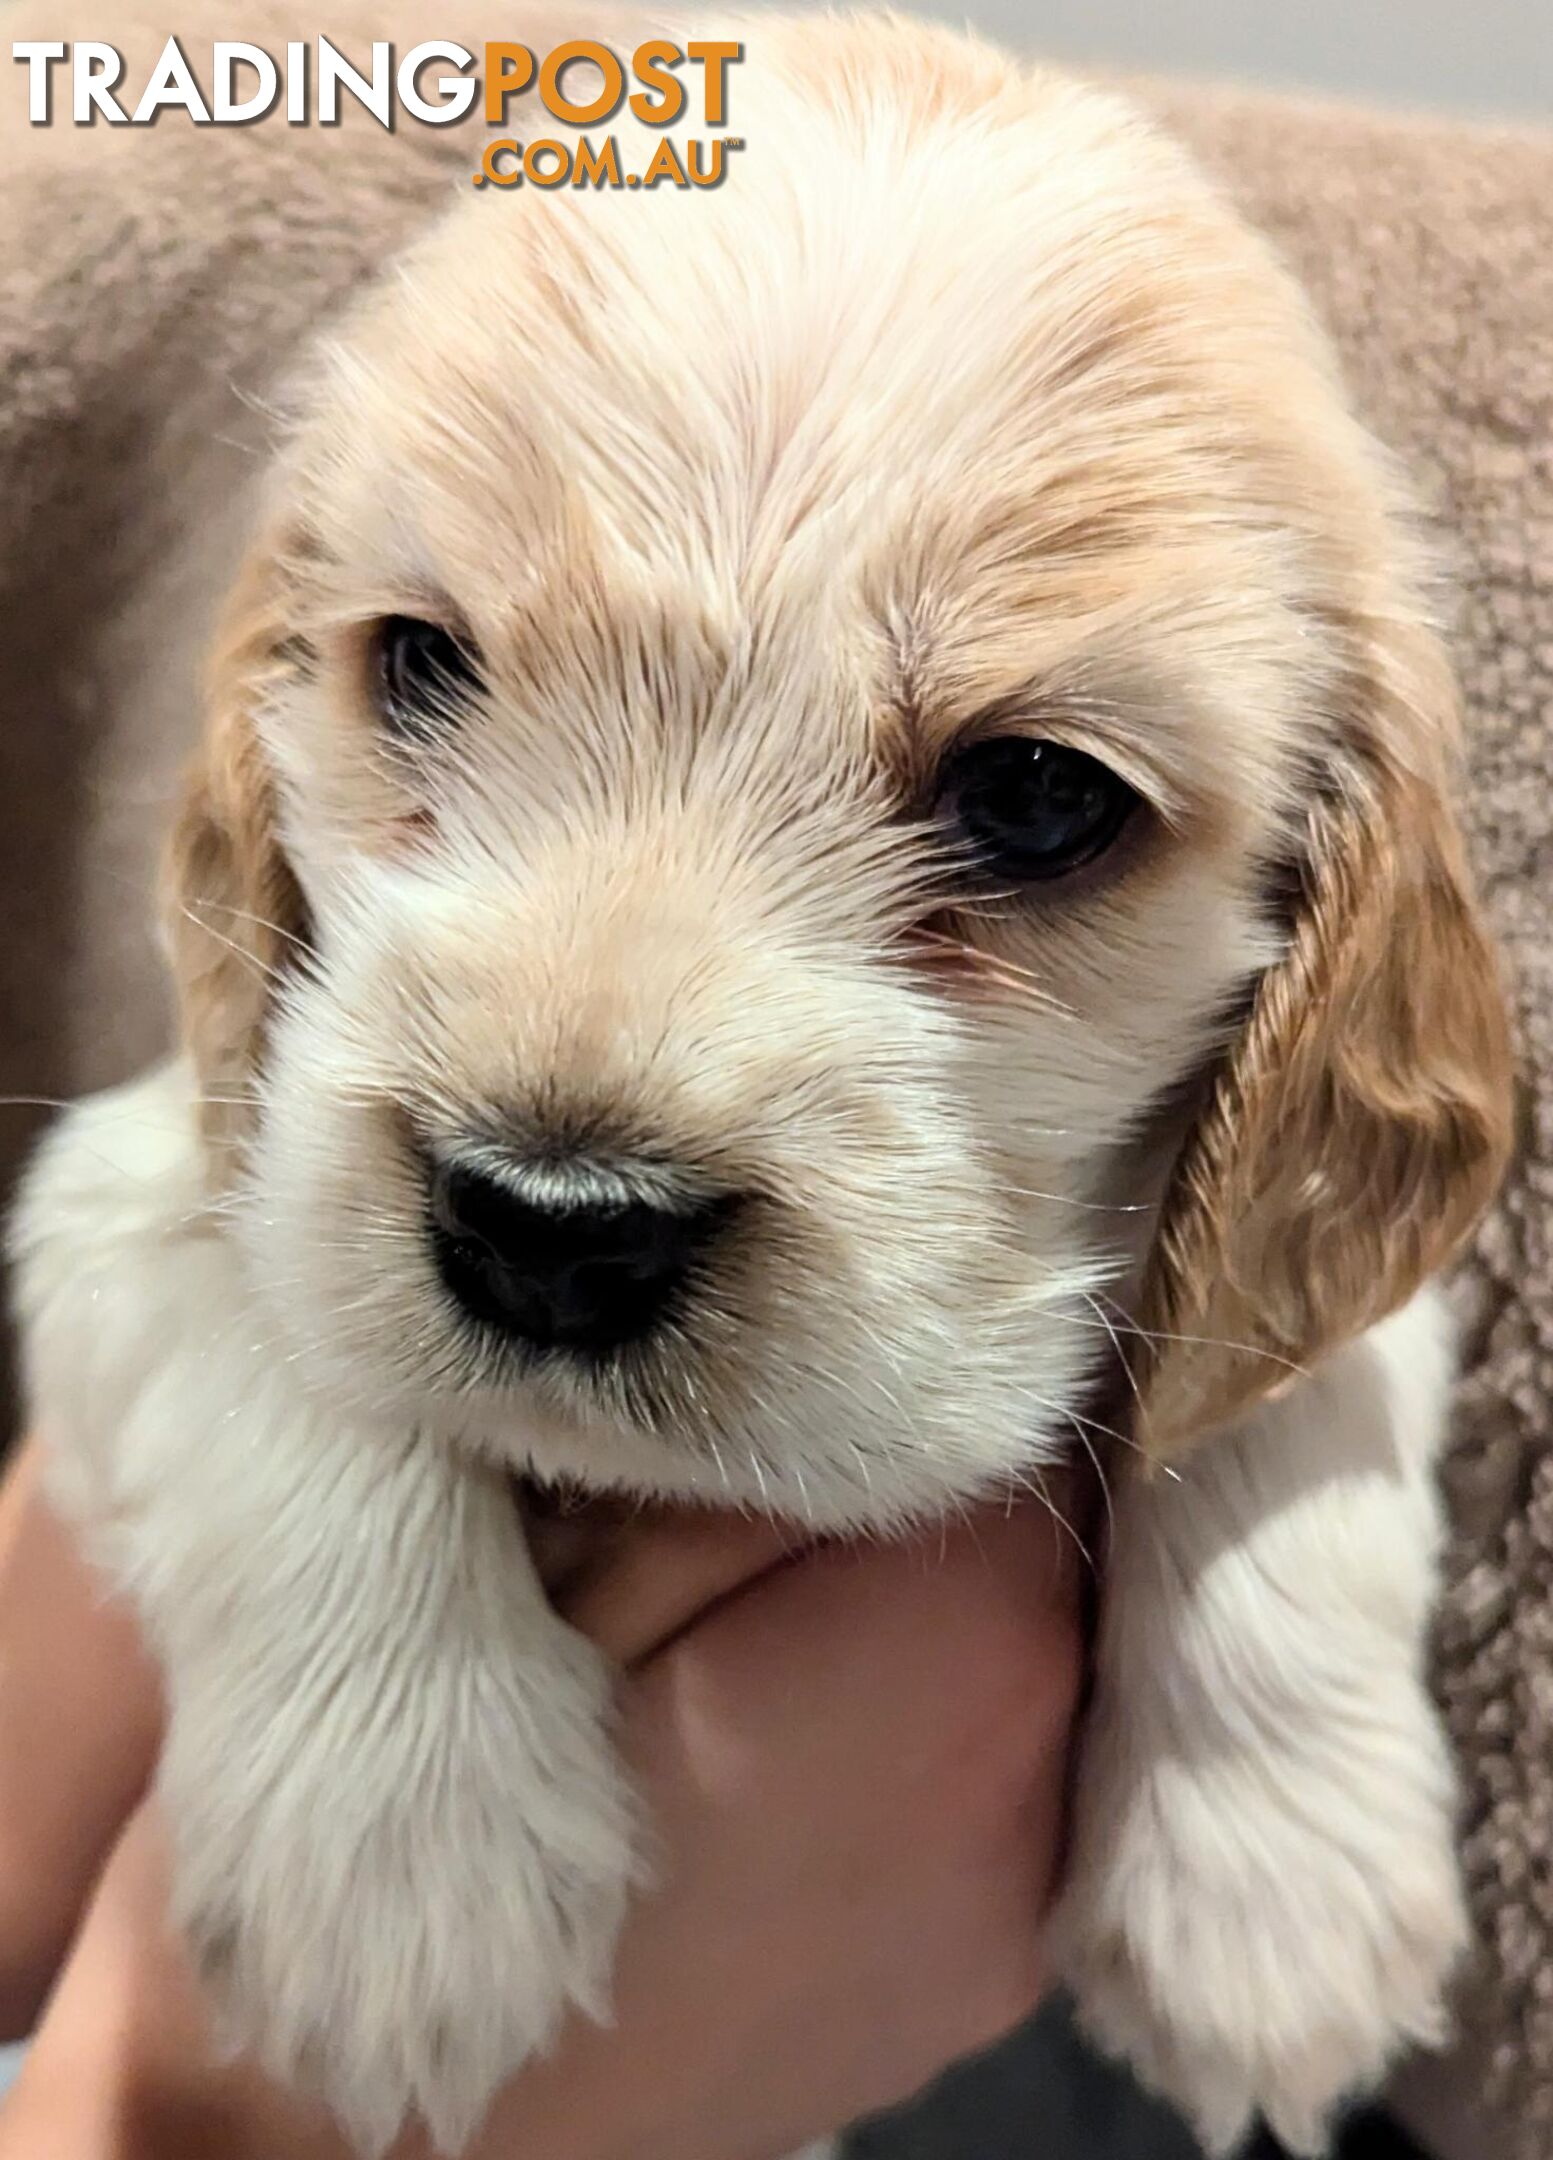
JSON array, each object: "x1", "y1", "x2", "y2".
[
  {"x1": 1137, "y1": 625, "x2": 1515, "y2": 1460},
  {"x1": 162, "y1": 549, "x2": 309, "y2": 1168}
]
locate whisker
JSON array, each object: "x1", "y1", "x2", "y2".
[
  {"x1": 183, "y1": 898, "x2": 311, "y2": 958},
  {"x1": 1081, "y1": 1288, "x2": 1143, "y2": 1408},
  {"x1": 1087, "y1": 1288, "x2": 1310, "y2": 1383},
  {"x1": 179, "y1": 905, "x2": 287, "y2": 988},
  {"x1": 1002, "y1": 1182, "x2": 1153, "y2": 1215},
  {"x1": 1063, "y1": 1410, "x2": 1115, "y2": 1543},
  {"x1": 1031, "y1": 1391, "x2": 1149, "y2": 1461},
  {"x1": 1004, "y1": 1463, "x2": 1095, "y2": 1575}
]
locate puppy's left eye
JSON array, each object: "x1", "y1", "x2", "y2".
[
  {"x1": 936, "y1": 737, "x2": 1139, "y2": 882},
  {"x1": 371, "y1": 615, "x2": 482, "y2": 737}
]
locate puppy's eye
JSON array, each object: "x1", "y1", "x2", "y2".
[
  {"x1": 936, "y1": 737, "x2": 1138, "y2": 882},
  {"x1": 371, "y1": 615, "x2": 482, "y2": 736}
]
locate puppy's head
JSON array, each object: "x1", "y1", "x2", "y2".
[{"x1": 165, "y1": 19, "x2": 1512, "y2": 1517}]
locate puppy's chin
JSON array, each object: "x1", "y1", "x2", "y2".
[{"x1": 247, "y1": 1225, "x2": 1096, "y2": 1530}]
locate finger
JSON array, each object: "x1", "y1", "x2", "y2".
[
  {"x1": 0, "y1": 1439, "x2": 163, "y2": 2033},
  {"x1": 555, "y1": 1501, "x2": 810, "y2": 1668},
  {"x1": 545, "y1": 1469, "x2": 1089, "y2": 1673},
  {"x1": 1, "y1": 1804, "x2": 355, "y2": 2160},
  {"x1": 475, "y1": 1498, "x2": 1085, "y2": 2160},
  {"x1": 631, "y1": 1497, "x2": 1084, "y2": 1807},
  {"x1": 1, "y1": 1501, "x2": 1081, "y2": 2160}
]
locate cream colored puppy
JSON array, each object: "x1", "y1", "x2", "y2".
[{"x1": 10, "y1": 15, "x2": 1513, "y2": 2159}]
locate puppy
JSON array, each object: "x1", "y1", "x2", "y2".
[{"x1": 9, "y1": 15, "x2": 1514, "y2": 2157}]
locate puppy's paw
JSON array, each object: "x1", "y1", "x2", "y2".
[
  {"x1": 165, "y1": 1629, "x2": 636, "y2": 2156},
  {"x1": 1058, "y1": 1756, "x2": 1467, "y2": 2155}
]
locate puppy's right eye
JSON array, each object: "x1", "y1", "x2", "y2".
[{"x1": 371, "y1": 615, "x2": 482, "y2": 737}]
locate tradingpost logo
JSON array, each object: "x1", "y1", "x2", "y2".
[{"x1": 10, "y1": 36, "x2": 745, "y2": 190}]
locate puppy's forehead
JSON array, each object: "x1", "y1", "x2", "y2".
[{"x1": 311, "y1": 30, "x2": 1334, "y2": 797}]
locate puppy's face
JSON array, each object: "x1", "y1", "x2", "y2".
[{"x1": 170, "y1": 23, "x2": 1511, "y2": 1521}]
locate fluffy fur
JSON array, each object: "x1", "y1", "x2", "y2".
[{"x1": 7, "y1": 14, "x2": 1514, "y2": 2156}]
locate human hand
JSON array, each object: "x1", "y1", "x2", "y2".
[{"x1": 0, "y1": 1442, "x2": 1082, "y2": 2160}]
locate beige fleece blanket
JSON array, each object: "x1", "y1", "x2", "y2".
[{"x1": 1, "y1": 14, "x2": 1550, "y2": 2150}]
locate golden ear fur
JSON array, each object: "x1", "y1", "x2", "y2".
[
  {"x1": 162, "y1": 550, "x2": 308, "y2": 1166},
  {"x1": 1138, "y1": 625, "x2": 1515, "y2": 1458}
]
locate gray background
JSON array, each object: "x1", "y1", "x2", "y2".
[{"x1": 749, "y1": 0, "x2": 1553, "y2": 121}]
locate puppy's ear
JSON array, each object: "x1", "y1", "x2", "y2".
[
  {"x1": 1137, "y1": 622, "x2": 1515, "y2": 1459},
  {"x1": 162, "y1": 548, "x2": 309, "y2": 1166}
]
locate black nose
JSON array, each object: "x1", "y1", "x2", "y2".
[{"x1": 428, "y1": 1154, "x2": 732, "y2": 1355}]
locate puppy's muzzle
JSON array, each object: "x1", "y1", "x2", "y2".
[{"x1": 427, "y1": 1150, "x2": 737, "y2": 1357}]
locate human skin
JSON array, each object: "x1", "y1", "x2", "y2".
[{"x1": 0, "y1": 1441, "x2": 1082, "y2": 2160}]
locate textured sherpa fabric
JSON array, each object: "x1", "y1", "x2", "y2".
[
  {"x1": 1145, "y1": 85, "x2": 1553, "y2": 2158},
  {"x1": 0, "y1": 19, "x2": 1549, "y2": 2155}
]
